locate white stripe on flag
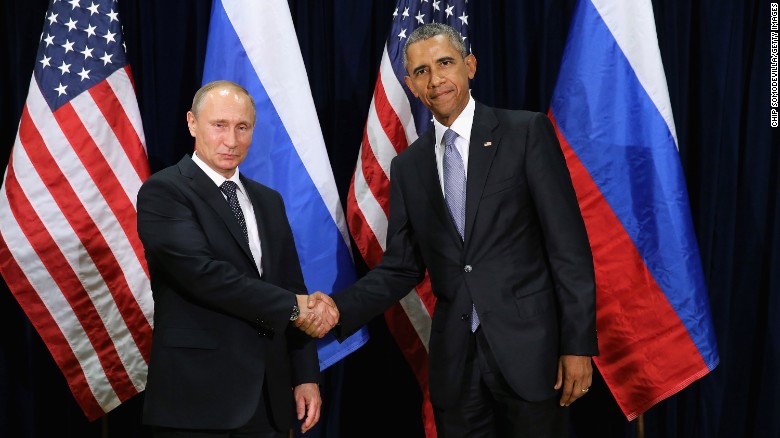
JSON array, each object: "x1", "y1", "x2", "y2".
[
  {"x1": 68, "y1": 91, "x2": 154, "y2": 325},
  {"x1": 399, "y1": 290, "x2": 432, "y2": 351},
  {"x1": 0, "y1": 182, "x2": 122, "y2": 412},
  {"x1": 591, "y1": 0, "x2": 678, "y2": 146},
  {"x1": 70, "y1": 83, "x2": 144, "y2": 207},
  {"x1": 222, "y1": 0, "x2": 352, "y2": 251},
  {"x1": 379, "y1": 47, "x2": 418, "y2": 143},
  {"x1": 366, "y1": 99, "x2": 399, "y2": 177},
  {"x1": 10, "y1": 132, "x2": 146, "y2": 392},
  {"x1": 26, "y1": 83, "x2": 153, "y2": 326},
  {"x1": 106, "y1": 69, "x2": 147, "y2": 155},
  {"x1": 352, "y1": 149, "x2": 389, "y2": 250}
]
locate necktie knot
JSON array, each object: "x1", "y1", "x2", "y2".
[
  {"x1": 443, "y1": 128, "x2": 458, "y2": 148},
  {"x1": 220, "y1": 180, "x2": 238, "y2": 197}
]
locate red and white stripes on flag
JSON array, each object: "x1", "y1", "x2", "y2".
[
  {"x1": 346, "y1": 2, "x2": 468, "y2": 437},
  {"x1": 0, "y1": 0, "x2": 152, "y2": 420}
]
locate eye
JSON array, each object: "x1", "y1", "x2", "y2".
[{"x1": 415, "y1": 68, "x2": 428, "y2": 76}]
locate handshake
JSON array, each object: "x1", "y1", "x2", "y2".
[{"x1": 293, "y1": 292, "x2": 340, "y2": 338}]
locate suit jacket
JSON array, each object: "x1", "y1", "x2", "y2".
[
  {"x1": 137, "y1": 155, "x2": 318, "y2": 430},
  {"x1": 334, "y1": 103, "x2": 598, "y2": 409}
]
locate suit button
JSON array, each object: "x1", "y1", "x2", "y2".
[
  {"x1": 464, "y1": 265, "x2": 472, "y2": 273},
  {"x1": 461, "y1": 314, "x2": 469, "y2": 321}
]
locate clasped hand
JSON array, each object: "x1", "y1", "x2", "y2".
[{"x1": 294, "y1": 292, "x2": 339, "y2": 338}]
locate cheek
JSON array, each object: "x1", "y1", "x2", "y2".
[
  {"x1": 237, "y1": 139, "x2": 252, "y2": 154},
  {"x1": 410, "y1": 79, "x2": 427, "y2": 96}
]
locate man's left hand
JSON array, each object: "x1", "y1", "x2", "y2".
[
  {"x1": 554, "y1": 355, "x2": 593, "y2": 406},
  {"x1": 293, "y1": 382, "x2": 321, "y2": 434}
]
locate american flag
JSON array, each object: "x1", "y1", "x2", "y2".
[
  {"x1": 0, "y1": 0, "x2": 152, "y2": 420},
  {"x1": 346, "y1": 1, "x2": 467, "y2": 436}
]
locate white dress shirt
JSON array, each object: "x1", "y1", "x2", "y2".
[
  {"x1": 192, "y1": 153, "x2": 263, "y2": 276},
  {"x1": 433, "y1": 95, "x2": 476, "y2": 194}
]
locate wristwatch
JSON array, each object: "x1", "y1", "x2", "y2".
[{"x1": 290, "y1": 304, "x2": 300, "y2": 321}]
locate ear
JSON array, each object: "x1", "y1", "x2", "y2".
[
  {"x1": 404, "y1": 75, "x2": 420, "y2": 98},
  {"x1": 186, "y1": 111, "x2": 197, "y2": 137},
  {"x1": 465, "y1": 54, "x2": 477, "y2": 80}
]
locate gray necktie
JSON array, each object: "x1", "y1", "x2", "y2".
[
  {"x1": 220, "y1": 180, "x2": 249, "y2": 244},
  {"x1": 442, "y1": 129, "x2": 480, "y2": 332}
]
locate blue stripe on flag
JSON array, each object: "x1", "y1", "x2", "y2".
[
  {"x1": 203, "y1": 0, "x2": 368, "y2": 369},
  {"x1": 550, "y1": 0, "x2": 717, "y2": 366}
]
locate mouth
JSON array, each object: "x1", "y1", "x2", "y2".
[{"x1": 429, "y1": 89, "x2": 453, "y2": 100}]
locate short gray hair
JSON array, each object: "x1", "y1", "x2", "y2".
[
  {"x1": 191, "y1": 80, "x2": 256, "y2": 123},
  {"x1": 403, "y1": 23, "x2": 468, "y2": 70}
]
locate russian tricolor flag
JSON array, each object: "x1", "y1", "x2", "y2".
[
  {"x1": 550, "y1": 0, "x2": 719, "y2": 419},
  {"x1": 202, "y1": 0, "x2": 368, "y2": 369}
]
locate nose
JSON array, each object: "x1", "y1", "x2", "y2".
[
  {"x1": 428, "y1": 68, "x2": 445, "y2": 88},
  {"x1": 223, "y1": 128, "x2": 237, "y2": 148}
]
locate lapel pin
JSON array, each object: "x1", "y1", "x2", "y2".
[{"x1": 483, "y1": 141, "x2": 492, "y2": 147}]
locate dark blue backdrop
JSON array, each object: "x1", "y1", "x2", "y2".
[{"x1": 1, "y1": 1, "x2": 776, "y2": 437}]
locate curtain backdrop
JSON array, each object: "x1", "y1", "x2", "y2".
[{"x1": 1, "y1": 1, "x2": 776, "y2": 437}]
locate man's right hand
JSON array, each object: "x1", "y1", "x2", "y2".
[{"x1": 294, "y1": 292, "x2": 339, "y2": 338}]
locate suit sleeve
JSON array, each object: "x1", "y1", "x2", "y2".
[
  {"x1": 333, "y1": 158, "x2": 427, "y2": 339},
  {"x1": 526, "y1": 113, "x2": 599, "y2": 356},
  {"x1": 137, "y1": 176, "x2": 298, "y2": 335}
]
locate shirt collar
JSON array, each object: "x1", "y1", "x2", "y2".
[
  {"x1": 192, "y1": 152, "x2": 242, "y2": 188},
  {"x1": 434, "y1": 95, "x2": 475, "y2": 147}
]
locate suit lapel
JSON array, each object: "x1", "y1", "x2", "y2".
[
  {"x1": 464, "y1": 104, "x2": 499, "y2": 244},
  {"x1": 179, "y1": 156, "x2": 256, "y2": 264},
  {"x1": 415, "y1": 130, "x2": 464, "y2": 246}
]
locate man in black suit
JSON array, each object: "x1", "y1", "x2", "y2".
[
  {"x1": 313, "y1": 23, "x2": 598, "y2": 437},
  {"x1": 137, "y1": 80, "x2": 336, "y2": 437}
]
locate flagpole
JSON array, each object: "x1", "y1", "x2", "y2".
[
  {"x1": 101, "y1": 416, "x2": 108, "y2": 438},
  {"x1": 637, "y1": 414, "x2": 645, "y2": 438}
]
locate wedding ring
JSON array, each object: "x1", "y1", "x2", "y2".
[{"x1": 581, "y1": 388, "x2": 590, "y2": 393}]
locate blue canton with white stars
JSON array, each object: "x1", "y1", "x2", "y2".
[{"x1": 35, "y1": 0, "x2": 128, "y2": 111}]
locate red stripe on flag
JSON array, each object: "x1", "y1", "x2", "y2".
[
  {"x1": 89, "y1": 78, "x2": 151, "y2": 180},
  {"x1": 42, "y1": 103, "x2": 152, "y2": 363},
  {"x1": 346, "y1": 174, "x2": 386, "y2": 268},
  {"x1": 373, "y1": 77, "x2": 408, "y2": 155},
  {"x1": 2, "y1": 156, "x2": 137, "y2": 402},
  {"x1": 55, "y1": 101, "x2": 149, "y2": 278},
  {"x1": 384, "y1": 302, "x2": 436, "y2": 438},
  {"x1": 359, "y1": 126, "x2": 391, "y2": 216},
  {"x1": 549, "y1": 112, "x2": 710, "y2": 420},
  {"x1": 0, "y1": 230, "x2": 108, "y2": 420},
  {"x1": 414, "y1": 273, "x2": 437, "y2": 317},
  {"x1": 24, "y1": 106, "x2": 152, "y2": 363}
]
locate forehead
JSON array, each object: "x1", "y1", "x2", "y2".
[
  {"x1": 200, "y1": 88, "x2": 254, "y2": 118},
  {"x1": 407, "y1": 35, "x2": 459, "y2": 61}
]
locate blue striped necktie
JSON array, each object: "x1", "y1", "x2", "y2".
[{"x1": 442, "y1": 129, "x2": 480, "y2": 332}]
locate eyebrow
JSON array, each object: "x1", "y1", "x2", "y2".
[
  {"x1": 210, "y1": 118, "x2": 250, "y2": 125},
  {"x1": 412, "y1": 56, "x2": 457, "y2": 75}
]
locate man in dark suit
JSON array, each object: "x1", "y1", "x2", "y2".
[
  {"x1": 314, "y1": 23, "x2": 598, "y2": 437},
  {"x1": 137, "y1": 80, "x2": 336, "y2": 437}
]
